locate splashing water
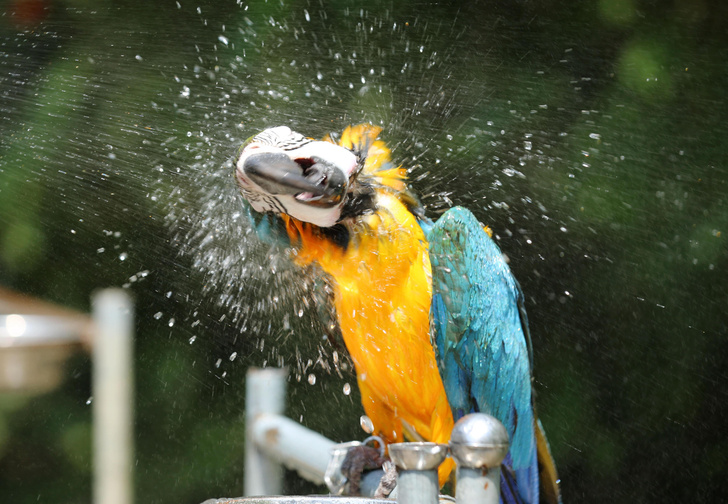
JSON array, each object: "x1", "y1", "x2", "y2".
[
  {"x1": 156, "y1": 3, "x2": 512, "y2": 374},
  {"x1": 157, "y1": 1, "x2": 570, "y2": 394}
]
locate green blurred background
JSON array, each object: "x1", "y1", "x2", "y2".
[{"x1": 1, "y1": 0, "x2": 727, "y2": 502}]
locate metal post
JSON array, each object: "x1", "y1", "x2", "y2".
[
  {"x1": 245, "y1": 367, "x2": 287, "y2": 496},
  {"x1": 388, "y1": 442, "x2": 448, "y2": 504},
  {"x1": 450, "y1": 413, "x2": 510, "y2": 504},
  {"x1": 251, "y1": 412, "x2": 336, "y2": 484},
  {"x1": 92, "y1": 289, "x2": 134, "y2": 504}
]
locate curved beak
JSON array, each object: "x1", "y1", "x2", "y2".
[{"x1": 241, "y1": 151, "x2": 348, "y2": 208}]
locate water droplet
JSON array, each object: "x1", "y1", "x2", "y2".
[
  {"x1": 303, "y1": 9, "x2": 310, "y2": 21},
  {"x1": 153, "y1": 312, "x2": 163, "y2": 320},
  {"x1": 218, "y1": 35, "x2": 229, "y2": 46},
  {"x1": 360, "y1": 415, "x2": 374, "y2": 434},
  {"x1": 97, "y1": 247, "x2": 105, "y2": 253},
  {"x1": 229, "y1": 352, "x2": 238, "y2": 361},
  {"x1": 86, "y1": 397, "x2": 93, "y2": 405},
  {"x1": 307, "y1": 373, "x2": 316, "y2": 385},
  {"x1": 189, "y1": 335, "x2": 197, "y2": 344},
  {"x1": 298, "y1": 309, "x2": 304, "y2": 318},
  {"x1": 168, "y1": 318, "x2": 175, "y2": 327},
  {"x1": 119, "y1": 252, "x2": 128, "y2": 261},
  {"x1": 215, "y1": 358, "x2": 222, "y2": 368},
  {"x1": 343, "y1": 383, "x2": 351, "y2": 395}
]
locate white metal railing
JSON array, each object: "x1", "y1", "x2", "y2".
[
  {"x1": 92, "y1": 289, "x2": 134, "y2": 504},
  {"x1": 244, "y1": 367, "x2": 508, "y2": 504}
]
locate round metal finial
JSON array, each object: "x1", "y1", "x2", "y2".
[
  {"x1": 449, "y1": 413, "x2": 509, "y2": 469},
  {"x1": 388, "y1": 442, "x2": 449, "y2": 471}
]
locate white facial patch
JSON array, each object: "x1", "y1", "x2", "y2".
[{"x1": 236, "y1": 127, "x2": 358, "y2": 227}]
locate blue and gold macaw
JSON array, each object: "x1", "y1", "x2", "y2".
[{"x1": 235, "y1": 124, "x2": 561, "y2": 504}]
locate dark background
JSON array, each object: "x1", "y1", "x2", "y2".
[{"x1": 1, "y1": 0, "x2": 727, "y2": 502}]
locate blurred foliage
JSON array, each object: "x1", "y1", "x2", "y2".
[{"x1": 0, "y1": 0, "x2": 727, "y2": 503}]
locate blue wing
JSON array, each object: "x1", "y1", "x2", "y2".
[{"x1": 426, "y1": 207, "x2": 538, "y2": 504}]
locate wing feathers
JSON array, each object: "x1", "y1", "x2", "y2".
[{"x1": 428, "y1": 207, "x2": 539, "y2": 504}]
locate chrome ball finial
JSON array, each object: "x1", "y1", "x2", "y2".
[{"x1": 449, "y1": 413, "x2": 509, "y2": 469}]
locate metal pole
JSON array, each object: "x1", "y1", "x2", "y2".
[
  {"x1": 449, "y1": 413, "x2": 510, "y2": 504},
  {"x1": 388, "y1": 442, "x2": 448, "y2": 504},
  {"x1": 245, "y1": 367, "x2": 287, "y2": 496},
  {"x1": 92, "y1": 289, "x2": 134, "y2": 504},
  {"x1": 251, "y1": 412, "x2": 336, "y2": 484}
]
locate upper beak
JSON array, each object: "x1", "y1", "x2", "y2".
[{"x1": 241, "y1": 151, "x2": 348, "y2": 207}]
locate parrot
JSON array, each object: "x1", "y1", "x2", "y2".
[{"x1": 234, "y1": 124, "x2": 561, "y2": 504}]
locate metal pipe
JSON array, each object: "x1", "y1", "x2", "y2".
[
  {"x1": 388, "y1": 442, "x2": 448, "y2": 504},
  {"x1": 92, "y1": 289, "x2": 134, "y2": 504},
  {"x1": 251, "y1": 412, "x2": 336, "y2": 485},
  {"x1": 449, "y1": 413, "x2": 510, "y2": 504},
  {"x1": 360, "y1": 468, "x2": 387, "y2": 498},
  {"x1": 245, "y1": 367, "x2": 288, "y2": 496}
]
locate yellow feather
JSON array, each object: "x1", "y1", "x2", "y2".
[
  {"x1": 282, "y1": 125, "x2": 455, "y2": 484},
  {"x1": 331, "y1": 124, "x2": 408, "y2": 192}
]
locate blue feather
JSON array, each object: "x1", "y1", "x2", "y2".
[
  {"x1": 242, "y1": 202, "x2": 291, "y2": 248},
  {"x1": 426, "y1": 207, "x2": 538, "y2": 504}
]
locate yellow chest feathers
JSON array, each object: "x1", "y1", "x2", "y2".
[{"x1": 281, "y1": 193, "x2": 454, "y2": 447}]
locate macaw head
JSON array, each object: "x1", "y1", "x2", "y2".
[
  {"x1": 235, "y1": 126, "x2": 359, "y2": 227},
  {"x1": 236, "y1": 124, "x2": 413, "y2": 228}
]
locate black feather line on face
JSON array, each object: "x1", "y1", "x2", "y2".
[{"x1": 264, "y1": 194, "x2": 288, "y2": 215}]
